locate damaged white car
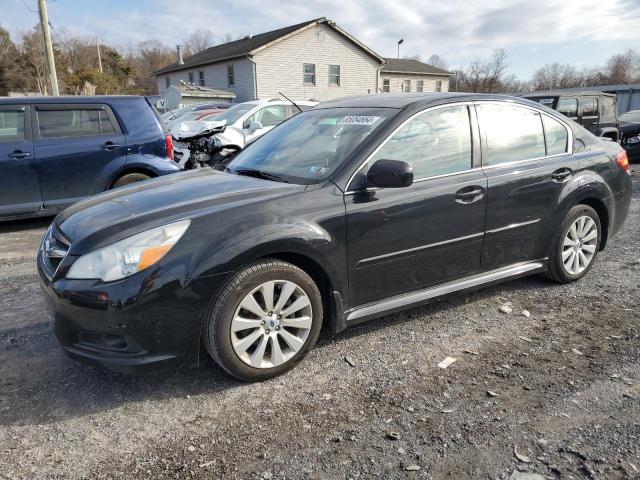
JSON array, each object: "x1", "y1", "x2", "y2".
[{"x1": 171, "y1": 99, "x2": 317, "y2": 169}]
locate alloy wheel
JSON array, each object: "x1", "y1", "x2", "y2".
[
  {"x1": 561, "y1": 215, "x2": 598, "y2": 275},
  {"x1": 230, "y1": 280, "x2": 313, "y2": 368}
]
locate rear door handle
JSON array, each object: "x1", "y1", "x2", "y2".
[
  {"x1": 551, "y1": 168, "x2": 573, "y2": 182},
  {"x1": 7, "y1": 150, "x2": 32, "y2": 159},
  {"x1": 101, "y1": 142, "x2": 120, "y2": 151},
  {"x1": 455, "y1": 185, "x2": 485, "y2": 204}
]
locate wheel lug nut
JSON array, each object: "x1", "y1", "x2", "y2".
[
  {"x1": 275, "y1": 326, "x2": 280, "y2": 330},
  {"x1": 265, "y1": 329, "x2": 270, "y2": 334},
  {"x1": 260, "y1": 320, "x2": 265, "y2": 325}
]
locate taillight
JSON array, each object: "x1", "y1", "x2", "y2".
[
  {"x1": 165, "y1": 134, "x2": 174, "y2": 160},
  {"x1": 616, "y1": 150, "x2": 629, "y2": 173}
]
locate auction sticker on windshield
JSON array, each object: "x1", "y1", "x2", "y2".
[{"x1": 338, "y1": 116, "x2": 380, "y2": 126}]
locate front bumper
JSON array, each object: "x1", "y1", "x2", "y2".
[{"x1": 37, "y1": 255, "x2": 217, "y2": 374}]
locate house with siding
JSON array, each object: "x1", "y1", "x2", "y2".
[
  {"x1": 153, "y1": 18, "x2": 452, "y2": 102},
  {"x1": 153, "y1": 18, "x2": 385, "y2": 103},
  {"x1": 380, "y1": 58, "x2": 452, "y2": 94}
]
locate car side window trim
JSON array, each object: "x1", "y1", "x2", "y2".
[
  {"x1": 344, "y1": 101, "x2": 479, "y2": 194},
  {"x1": 473, "y1": 100, "x2": 574, "y2": 170},
  {"x1": 32, "y1": 103, "x2": 123, "y2": 140}
]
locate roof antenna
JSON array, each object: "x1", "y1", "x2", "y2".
[{"x1": 278, "y1": 91, "x2": 302, "y2": 113}]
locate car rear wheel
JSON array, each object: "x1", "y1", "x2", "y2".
[
  {"x1": 204, "y1": 259, "x2": 323, "y2": 381},
  {"x1": 545, "y1": 204, "x2": 601, "y2": 283},
  {"x1": 111, "y1": 173, "x2": 152, "y2": 188}
]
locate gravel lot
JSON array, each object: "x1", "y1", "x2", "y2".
[{"x1": 1, "y1": 167, "x2": 639, "y2": 480}]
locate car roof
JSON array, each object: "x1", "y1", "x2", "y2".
[
  {"x1": 0, "y1": 95, "x2": 145, "y2": 105},
  {"x1": 314, "y1": 92, "x2": 544, "y2": 110},
  {"x1": 523, "y1": 90, "x2": 616, "y2": 98}
]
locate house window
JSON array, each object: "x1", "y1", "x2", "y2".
[
  {"x1": 198, "y1": 71, "x2": 205, "y2": 86},
  {"x1": 417, "y1": 80, "x2": 424, "y2": 92},
  {"x1": 382, "y1": 78, "x2": 390, "y2": 93},
  {"x1": 303, "y1": 63, "x2": 316, "y2": 85},
  {"x1": 435, "y1": 80, "x2": 442, "y2": 92},
  {"x1": 329, "y1": 65, "x2": 340, "y2": 86},
  {"x1": 165, "y1": 77, "x2": 170, "y2": 89},
  {"x1": 403, "y1": 80, "x2": 411, "y2": 92},
  {"x1": 188, "y1": 72, "x2": 194, "y2": 84},
  {"x1": 227, "y1": 65, "x2": 235, "y2": 86}
]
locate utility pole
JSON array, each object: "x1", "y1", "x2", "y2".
[
  {"x1": 38, "y1": 0, "x2": 59, "y2": 96},
  {"x1": 97, "y1": 36, "x2": 103, "y2": 73}
]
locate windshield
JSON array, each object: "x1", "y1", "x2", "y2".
[
  {"x1": 213, "y1": 103, "x2": 256, "y2": 125},
  {"x1": 227, "y1": 107, "x2": 395, "y2": 184},
  {"x1": 620, "y1": 111, "x2": 640, "y2": 123}
]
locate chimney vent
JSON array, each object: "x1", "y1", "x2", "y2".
[
  {"x1": 243, "y1": 34, "x2": 252, "y2": 40},
  {"x1": 177, "y1": 45, "x2": 184, "y2": 65}
]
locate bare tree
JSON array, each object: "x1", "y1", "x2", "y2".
[
  {"x1": 403, "y1": 54, "x2": 422, "y2": 61},
  {"x1": 603, "y1": 49, "x2": 639, "y2": 84},
  {"x1": 218, "y1": 33, "x2": 235, "y2": 45},
  {"x1": 132, "y1": 39, "x2": 175, "y2": 94},
  {"x1": 183, "y1": 29, "x2": 214, "y2": 57},
  {"x1": 458, "y1": 49, "x2": 509, "y2": 93},
  {"x1": 427, "y1": 54, "x2": 448, "y2": 70}
]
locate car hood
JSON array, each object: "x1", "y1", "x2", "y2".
[
  {"x1": 56, "y1": 169, "x2": 302, "y2": 254},
  {"x1": 620, "y1": 121, "x2": 640, "y2": 134}
]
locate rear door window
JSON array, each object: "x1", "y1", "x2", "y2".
[
  {"x1": 0, "y1": 110, "x2": 25, "y2": 142},
  {"x1": 36, "y1": 107, "x2": 118, "y2": 138},
  {"x1": 476, "y1": 103, "x2": 546, "y2": 165},
  {"x1": 542, "y1": 115, "x2": 569, "y2": 156},
  {"x1": 557, "y1": 98, "x2": 578, "y2": 120}
]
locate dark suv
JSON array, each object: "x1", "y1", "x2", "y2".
[
  {"x1": 0, "y1": 96, "x2": 180, "y2": 221},
  {"x1": 38, "y1": 93, "x2": 632, "y2": 381},
  {"x1": 523, "y1": 91, "x2": 619, "y2": 141}
]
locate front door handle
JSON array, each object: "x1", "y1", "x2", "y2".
[
  {"x1": 551, "y1": 168, "x2": 573, "y2": 182},
  {"x1": 101, "y1": 142, "x2": 120, "y2": 151},
  {"x1": 8, "y1": 150, "x2": 32, "y2": 159},
  {"x1": 455, "y1": 185, "x2": 485, "y2": 204}
]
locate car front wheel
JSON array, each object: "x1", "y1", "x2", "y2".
[
  {"x1": 204, "y1": 259, "x2": 323, "y2": 381},
  {"x1": 545, "y1": 204, "x2": 601, "y2": 283}
]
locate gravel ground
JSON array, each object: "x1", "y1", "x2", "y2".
[{"x1": 0, "y1": 167, "x2": 639, "y2": 480}]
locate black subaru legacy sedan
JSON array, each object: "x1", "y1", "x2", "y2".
[{"x1": 38, "y1": 93, "x2": 632, "y2": 381}]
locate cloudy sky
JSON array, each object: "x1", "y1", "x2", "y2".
[{"x1": 4, "y1": 0, "x2": 640, "y2": 78}]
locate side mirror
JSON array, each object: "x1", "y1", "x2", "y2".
[
  {"x1": 246, "y1": 121, "x2": 263, "y2": 132},
  {"x1": 366, "y1": 159, "x2": 413, "y2": 189}
]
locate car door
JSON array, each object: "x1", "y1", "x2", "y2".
[
  {"x1": 476, "y1": 101, "x2": 580, "y2": 270},
  {"x1": 580, "y1": 96, "x2": 599, "y2": 135},
  {"x1": 32, "y1": 104, "x2": 127, "y2": 209},
  {"x1": 344, "y1": 104, "x2": 487, "y2": 307},
  {"x1": 243, "y1": 104, "x2": 287, "y2": 145},
  {"x1": 0, "y1": 104, "x2": 42, "y2": 216}
]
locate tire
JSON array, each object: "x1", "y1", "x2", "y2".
[
  {"x1": 544, "y1": 204, "x2": 601, "y2": 283},
  {"x1": 204, "y1": 259, "x2": 323, "y2": 381},
  {"x1": 111, "y1": 173, "x2": 152, "y2": 189}
]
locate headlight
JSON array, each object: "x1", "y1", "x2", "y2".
[
  {"x1": 66, "y1": 220, "x2": 190, "y2": 282},
  {"x1": 626, "y1": 135, "x2": 640, "y2": 144}
]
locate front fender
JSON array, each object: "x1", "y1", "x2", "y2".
[{"x1": 189, "y1": 222, "x2": 345, "y2": 291}]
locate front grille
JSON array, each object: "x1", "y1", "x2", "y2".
[{"x1": 41, "y1": 225, "x2": 70, "y2": 279}]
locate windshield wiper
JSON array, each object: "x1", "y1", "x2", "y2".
[{"x1": 231, "y1": 168, "x2": 290, "y2": 183}]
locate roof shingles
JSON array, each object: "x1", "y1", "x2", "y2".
[
  {"x1": 154, "y1": 18, "x2": 323, "y2": 75},
  {"x1": 381, "y1": 58, "x2": 451, "y2": 76}
]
